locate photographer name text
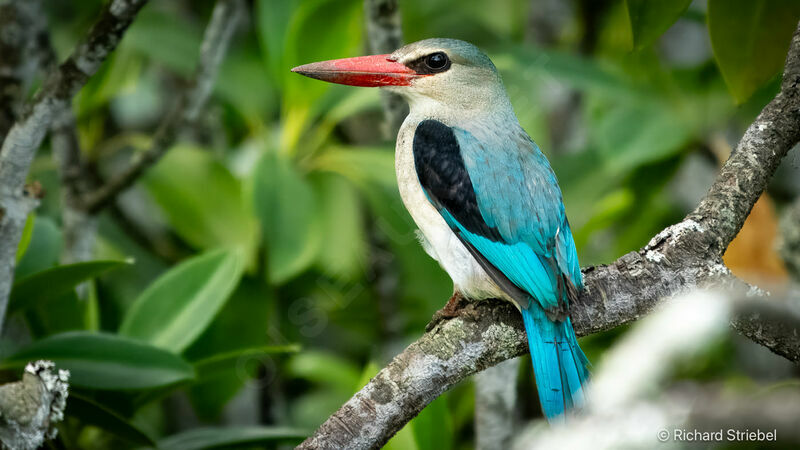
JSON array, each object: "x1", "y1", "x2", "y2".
[{"x1": 657, "y1": 428, "x2": 777, "y2": 442}]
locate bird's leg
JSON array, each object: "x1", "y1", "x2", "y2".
[{"x1": 426, "y1": 291, "x2": 465, "y2": 331}]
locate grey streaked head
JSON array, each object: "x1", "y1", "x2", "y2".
[{"x1": 386, "y1": 38, "x2": 510, "y2": 114}]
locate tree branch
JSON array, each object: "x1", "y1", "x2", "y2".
[
  {"x1": 0, "y1": 361, "x2": 69, "y2": 450},
  {"x1": 0, "y1": 0, "x2": 46, "y2": 144},
  {"x1": 297, "y1": 21, "x2": 800, "y2": 450},
  {"x1": 0, "y1": 0, "x2": 149, "y2": 333},
  {"x1": 79, "y1": 0, "x2": 244, "y2": 214}
]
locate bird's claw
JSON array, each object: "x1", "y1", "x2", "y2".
[{"x1": 425, "y1": 291, "x2": 465, "y2": 331}]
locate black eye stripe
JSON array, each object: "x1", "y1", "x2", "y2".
[{"x1": 406, "y1": 52, "x2": 451, "y2": 75}]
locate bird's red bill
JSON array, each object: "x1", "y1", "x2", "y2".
[{"x1": 291, "y1": 54, "x2": 421, "y2": 87}]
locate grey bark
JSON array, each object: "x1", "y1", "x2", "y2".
[
  {"x1": 0, "y1": 361, "x2": 69, "y2": 450},
  {"x1": 0, "y1": 0, "x2": 46, "y2": 144},
  {"x1": 0, "y1": 0, "x2": 149, "y2": 334},
  {"x1": 80, "y1": 0, "x2": 244, "y2": 214},
  {"x1": 364, "y1": 0, "x2": 407, "y2": 137},
  {"x1": 297, "y1": 21, "x2": 800, "y2": 450}
]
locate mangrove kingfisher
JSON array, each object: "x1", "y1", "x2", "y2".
[{"x1": 292, "y1": 38, "x2": 589, "y2": 422}]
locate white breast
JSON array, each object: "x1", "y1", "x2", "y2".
[{"x1": 394, "y1": 116, "x2": 506, "y2": 301}]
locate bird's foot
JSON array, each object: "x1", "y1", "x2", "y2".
[{"x1": 426, "y1": 291, "x2": 465, "y2": 332}]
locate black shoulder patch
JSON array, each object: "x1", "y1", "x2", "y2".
[{"x1": 412, "y1": 120, "x2": 501, "y2": 241}]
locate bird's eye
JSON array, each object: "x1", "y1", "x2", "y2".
[{"x1": 424, "y1": 52, "x2": 449, "y2": 71}]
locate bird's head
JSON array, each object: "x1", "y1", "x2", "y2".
[{"x1": 291, "y1": 38, "x2": 507, "y2": 114}]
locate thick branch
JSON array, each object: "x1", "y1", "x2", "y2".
[
  {"x1": 79, "y1": 0, "x2": 244, "y2": 214},
  {"x1": 298, "y1": 21, "x2": 800, "y2": 450},
  {"x1": 0, "y1": 0, "x2": 149, "y2": 333}
]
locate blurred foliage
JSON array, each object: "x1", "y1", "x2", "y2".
[{"x1": 3, "y1": 0, "x2": 799, "y2": 448}]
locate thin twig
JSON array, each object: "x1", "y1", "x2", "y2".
[{"x1": 80, "y1": 0, "x2": 244, "y2": 214}]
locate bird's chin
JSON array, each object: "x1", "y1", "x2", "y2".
[
  {"x1": 381, "y1": 85, "x2": 408, "y2": 95},
  {"x1": 382, "y1": 85, "x2": 430, "y2": 108}
]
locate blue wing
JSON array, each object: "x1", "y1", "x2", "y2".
[{"x1": 412, "y1": 119, "x2": 581, "y2": 314}]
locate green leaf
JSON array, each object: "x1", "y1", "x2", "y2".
[
  {"x1": 411, "y1": 394, "x2": 453, "y2": 450},
  {"x1": 144, "y1": 145, "x2": 259, "y2": 257},
  {"x1": 253, "y1": 151, "x2": 320, "y2": 284},
  {"x1": 313, "y1": 147, "x2": 396, "y2": 191},
  {"x1": 67, "y1": 393, "x2": 155, "y2": 445},
  {"x1": 194, "y1": 345, "x2": 300, "y2": 380},
  {"x1": 184, "y1": 280, "x2": 275, "y2": 361},
  {"x1": 286, "y1": 352, "x2": 360, "y2": 394},
  {"x1": 9, "y1": 260, "x2": 131, "y2": 314},
  {"x1": 157, "y1": 426, "x2": 307, "y2": 450},
  {"x1": 184, "y1": 280, "x2": 275, "y2": 420},
  {"x1": 186, "y1": 372, "x2": 245, "y2": 422},
  {"x1": 23, "y1": 291, "x2": 86, "y2": 338},
  {"x1": 625, "y1": 0, "x2": 692, "y2": 50},
  {"x1": 311, "y1": 173, "x2": 366, "y2": 279},
  {"x1": 216, "y1": 47, "x2": 276, "y2": 120},
  {"x1": 385, "y1": 425, "x2": 419, "y2": 450},
  {"x1": 278, "y1": 0, "x2": 364, "y2": 151},
  {"x1": 708, "y1": 0, "x2": 800, "y2": 102},
  {"x1": 76, "y1": 50, "x2": 144, "y2": 116},
  {"x1": 16, "y1": 214, "x2": 35, "y2": 262},
  {"x1": 255, "y1": 0, "x2": 298, "y2": 86},
  {"x1": 2, "y1": 331, "x2": 194, "y2": 390},
  {"x1": 123, "y1": 7, "x2": 202, "y2": 76},
  {"x1": 592, "y1": 102, "x2": 694, "y2": 174},
  {"x1": 14, "y1": 217, "x2": 61, "y2": 279},
  {"x1": 119, "y1": 249, "x2": 244, "y2": 353},
  {"x1": 500, "y1": 47, "x2": 645, "y2": 101}
]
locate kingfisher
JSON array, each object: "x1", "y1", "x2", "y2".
[{"x1": 292, "y1": 38, "x2": 589, "y2": 422}]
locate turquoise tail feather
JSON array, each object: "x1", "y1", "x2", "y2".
[{"x1": 521, "y1": 305, "x2": 590, "y2": 422}]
